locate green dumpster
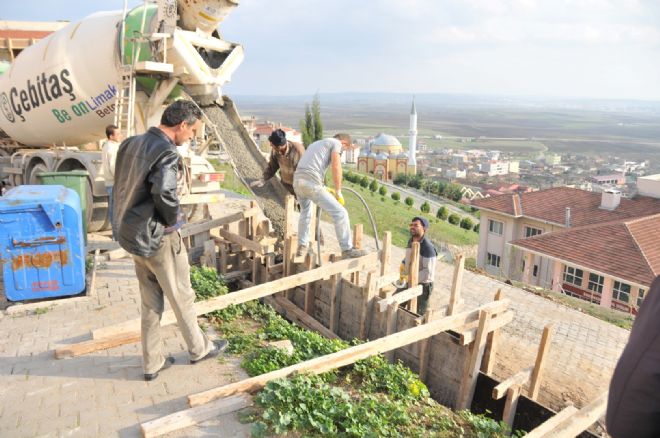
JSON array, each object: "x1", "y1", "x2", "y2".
[{"x1": 37, "y1": 170, "x2": 89, "y2": 236}]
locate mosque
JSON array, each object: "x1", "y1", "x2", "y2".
[{"x1": 357, "y1": 98, "x2": 418, "y2": 181}]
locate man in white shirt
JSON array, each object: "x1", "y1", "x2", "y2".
[
  {"x1": 101, "y1": 124, "x2": 122, "y2": 240},
  {"x1": 293, "y1": 133, "x2": 365, "y2": 259}
]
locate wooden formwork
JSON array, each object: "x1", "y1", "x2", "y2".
[{"x1": 52, "y1": 198, "x2": 606, "y2": 437}]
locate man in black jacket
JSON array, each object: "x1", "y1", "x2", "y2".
[
  {"x1": 113, "y1": 100, "x2": 227, "y2": 381},
  {"x1": 606, "y1": 275, "x2": 660, "y2": 437}
]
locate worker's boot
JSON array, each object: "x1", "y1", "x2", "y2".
[
  {"x1": 341, "y1": 247, "x2": 366, "y2": 259},
  {"x1": 296, "y1": 244, "x2": 309, "y2": 257}
]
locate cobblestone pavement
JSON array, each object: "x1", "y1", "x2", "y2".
[
  {"x1": 0, "y1": 199, "x2": 630, "y2": 436},
  {"x1": 0, "y1": 260, "x2": 251, "y2": 438}
]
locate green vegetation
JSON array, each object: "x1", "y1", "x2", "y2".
[
  {"x1": 420, "y1": 201, "x2": 431, "y2": 213},
  {"x1": 339, "y1": 181, "x2": 479, "y2": 247},
  {"x1": 437, "y1": 206, "x2": 449, "y2": 220},
  {"x1": 190, "y1": 267, "x2": 518, "y2": 437},
  {"x1": 301, "y1": 93, "x2": 323, "y2": 147},
  {"x1": 207, "y1": 160, "x2": 252, "y2": 197},
  {"x1": 391, "y1": 192, "x2": 400, "y2": 201}
]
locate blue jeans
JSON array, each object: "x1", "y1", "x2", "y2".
[
  {"x1": 106, "y1": 186, "x2": 116, "y2": 240},
  {"x1": 293, "y1": 177, "x2": 352, "y2": 251}
]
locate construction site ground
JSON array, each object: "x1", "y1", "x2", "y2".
[{"x1": 0, "y1": 197, "x2": 628, "y2": 437}]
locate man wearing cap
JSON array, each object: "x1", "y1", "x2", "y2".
[
  {"x1": 401, "y1": 216, "x2": 438, "y2": 315},
  {"x1": 250, "y1": 129, "x2": 304, "y2": 196},
  {"x1": 293, "y1": 133, "x2": 365, "y2": 259}
]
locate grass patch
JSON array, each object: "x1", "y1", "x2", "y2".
[
  {"x1": 207, "y1": 159, "x2": 252, "y2": 197},
  {"x1": 338, "y1": 181, "x2": 479, "y2": 248}
]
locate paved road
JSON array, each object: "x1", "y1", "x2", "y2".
[{"x1": 377, "y1": 179, "x2": 476, "y2": 219}]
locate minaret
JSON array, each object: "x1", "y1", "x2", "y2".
[{"x1": 408, "y1": 97, "x2": 417, "y2": 168}]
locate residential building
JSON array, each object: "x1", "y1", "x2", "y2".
[{"x1": 472, "y1": 175, "x2": 660, "y2": 314}]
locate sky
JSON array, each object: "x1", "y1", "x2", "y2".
[{"x1": 3, "y1": 0, "x2": 660, "y2": 101}]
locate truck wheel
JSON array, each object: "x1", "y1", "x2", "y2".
[
  {"x1": 86, "y1": 180, "x2": 108, "y2": 233},
  {"x1": 28, "y1": 163, "x2": 48, "y2": 185}
]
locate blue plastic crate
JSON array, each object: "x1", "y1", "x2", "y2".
[{"x1": 0, "y1": 185, "x2": 85, "y2": 301}]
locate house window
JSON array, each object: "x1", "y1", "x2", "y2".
[
  {"x1": 487, "y1": 252, "x2": 501, "y2": 268},
  {"x1": 563, "y1": 266, "x2": 583, "y2": 286},
  {"x1": 533, "y1": 265, "x2": 539, "y2": 277},
  {"x1": 613, "y1": 281, "x2": 631, "y2": 303},
  {"x1": 488, "y1": 219, "x2": 503, "y2": 235},
  {"x1": 588, "y1": 273, "x2": 604, "y2": 294},
  {"x1": 637, "y1": 288, "x2": 646, "y2": 307},
  {"x1": 524, "y1": 226, "x2": 543, "y2": 238}
]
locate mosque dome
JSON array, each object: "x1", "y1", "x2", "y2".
[
  {"x1": 398, "y1": 152, "x2": 408, "y2": 159},
  {"x1": 371, "y1": 133, "x2": 403, "y2": 155},
  {"x1": 376, "y1": 152, "x2": 388, "y2": 160}
]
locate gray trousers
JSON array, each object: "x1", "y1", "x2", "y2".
[{"x1": 132, "y1": 231, "x2": 213, "y2": 374}]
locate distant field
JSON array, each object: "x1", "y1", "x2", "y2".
[
  {"x1": 322, "y1": 180, "x2": 479, "y2": 248},
  {"x1": 231, "y1": 94, "x2": 660, "y2": 160}
]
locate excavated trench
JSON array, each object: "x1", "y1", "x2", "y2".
[{"x1": 200, "y1": 97, "x2": 289, "y2": 239}]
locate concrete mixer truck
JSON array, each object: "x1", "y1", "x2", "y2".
[{"x1": 0, "y1": 0, "x2": 247, "y2": 232}]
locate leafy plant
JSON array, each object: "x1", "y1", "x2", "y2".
[
  {"x1": 437, "y1": 206, "x2": 449, "y2": 220},
  {"x1": 420, "y1": 201, "x2": 431, "y2": 213},
  {"x1": 404, "y1": 196, "x2": 414, "y2": 207},
  {"x1": 378, "y1": 185, "x2": 387, "y2": 196},
  {"x1": 448, "y1": 213, "x2": 460, "y2": 225},
  {"x1": 391, "y1": 192, "x2": 400, "y2": 201}
]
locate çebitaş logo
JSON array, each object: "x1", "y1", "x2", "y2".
[{"x1": 0, "y1": 92, "x2": 14, "y2": 123}]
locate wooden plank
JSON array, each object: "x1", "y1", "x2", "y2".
[
  {"x1": 328, "y1": 254, "x2": 341, "y2": 333},
  {"x1": 88, "y1": 249, "x2": 101, "y2": 298},
  {"x1": 492, "y1": 367, "x2": 533, "y2": 400},
  {"x1": 523, "y1": 404, "x2": 578, "y2": 438},
  {"x1": 380, "y1": 231, "x2": 391, "y2": 276},
  {"x1": 375, "y1": 271, "x2": 399, "y2": 290},
  {"x1": 219, "y1": 241, "x2": 228, "y2": 274},
  {"x1": 180, "y1": 207, "x2": 259, "y2": 238},
  {"x1": 460, "y1": 311, "x2": 513, "y2": 346},
  {"x1": 264, "y1": 295, "x2": 340, "y2": 340},
  {"x1": 251, "y1": 253, "x2": 262, "y2": 284},
  {"x1": 447, "y1": 254, "x2": 464, "y2": 315},
  {"x1": 359, "y1": 272, "x2": 377, "y2": 339},
  {"x1": 481, "y1": 289, "x2": 504, "y2": 374},
  {"x1": 502, "y1": 385, "x2": 521, "y2": 429},
  {"x1": 218, "y1": 229, "x2": 270, "y2": 255},
  {"x1": 303, "y1": 252, "x2": 315, "y2": 315},
  {"x1": 187, "y1": 299, "x2": 509, "y2": 407},
  {"x1": 91, "y1": 252, "x2": 380, "y2": 340},
  {"x1": 140, "y1": 393, "x2": 252, "y2": 438},
  {"x1": 201, "y1": 241, "x2": 216, "y2": 270},
  {"x1": 54, "y1": 332, "x2": 141, "y2": 359},
  {"x1": 527, "y1": 392, "x2": 607, "y2": 438},
  {"x1": 529, "y1": 324, "x2": 554, "y2": 400},
  {"x1": 457, "y1": 309, "x2": 491, "y2": 409},
  {"x1": 378, "y1": 285, "x2": 423, "y2": 312}
]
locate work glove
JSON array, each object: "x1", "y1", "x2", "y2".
[
  {"x1": 326, "y1": 187, "x2": 345, "y2": 206},
  {"x1": 250, "y1": 179, "x2": 265, "y2": 188}
]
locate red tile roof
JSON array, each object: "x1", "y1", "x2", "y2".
[
  {"x1": 510, "y1": 214, "x2": 660, "y2": 286},
  {"x1": 0, "y1": 30, "x2": 53, "y2": 39},
  {"x1": 472, "y1": 186, "x2": 660, "y2": 227}
]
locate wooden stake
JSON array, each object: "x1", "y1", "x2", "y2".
[
  {"x1": 303, "y1": 252, "x2": 315, "y2": 315},
  {"x1": 481, "y1": 289, "x2": 503, "y2": 374},
  {"x1": 418, "y1": 309, "x2": 438, "y2": 381},
  {"x1": 492, "y1": 367, "x2": 533, "y2": 400},
  {"x1": 529, "y1": 324, "x2": 554, "y2": 400},
  {"x1": 88, "y1": 248, "x2": 101, "y2": 298},
  {"x1": 359, "y1": 271, "x2": 377, "y2": 340},
  {"x1": 408, "y1": 241, "x2": 420, "y2": 313},
  {"x1": 384, "y1": 302, "x2": 398, "y2": 361},
  {"x1": 352, "y1": 224, "x2": 363, "y2": 284},
  {"x1": 447, "y1": 254, "x2": 465, "y2": 316},
  {"x1": 502, "y1": 385, "x2": 521, "y2": 429},
  {"x1": 457, "y1": 309, "x2": 491, "y2": 409},
  {"x1": 187, "y1": 299, "x2": 509, "y2": 408},
  {"x1": 328, "y1": 254, "x2": 342, "y2": 333},
  {"x1": 380, "y1": 231, "x2": 391, "y2": 276},
  {"x1": 219, "y1": 240, "x2": 228, "y2": 275},
  {"x1": 54, "y1": 332, "x2": 141, "y2": 359},
  {"x1": 251, "y1": 252, "x2": 262, "y2": 285},
  {"x1": 284, "y1": 195, "x2": 295, "y2": 239},
  {"x1": 140, "y1": 393, "x2": 252, "y2": 438}
]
